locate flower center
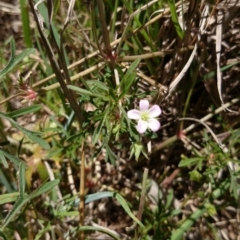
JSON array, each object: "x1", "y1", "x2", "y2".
[{"x1": 140, "y1": 112, "x2": 149, "y2": 122}]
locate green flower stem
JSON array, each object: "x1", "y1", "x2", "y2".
[
  {"x1": 135, "y1": 168, "x2": 148, "y2": 239},
  {"x1": 137, "y1": 168, "x2": 149, "y2": 221}
]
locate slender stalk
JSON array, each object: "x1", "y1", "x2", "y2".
[
  {"x1": 79, "y1": 142, "x2": 85, "y2": 240},
  {"x1": 96, "y1": 0, "x2": 112, "y2": 58},
  {"x1": 137, "y1": 168, "x2": 148, "y2": 221},
  {"x1": 91, "y1": 3, "x2": 105, "y2": 58},
  {"x1": 28, "y1": 0, "x2": 84, "y2": 127},
  {"x1": 135, "y1": 168, "x2": 148, "y2": 239},
  {"x1": 180, "y1": 48, "x2": 205, "y2": 131}
]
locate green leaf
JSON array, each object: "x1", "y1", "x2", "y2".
[
  {"x1": 0, "y1": 149, "x2": 23, "y2": 166},
  {"x1": 0, "y1": 180, "x2": 59, "y2": 230},
  {"x1": 0, "y1": 109, "x2": 49, "y2": 150},
  {"x1": 18, "y1": 162, "x2": 26, "y2": 198},
  {"x1": 119, "y1": 59, "x2": 140, "y2": 98},
  {"x1": 1, "y1": 115, "x2": 49, "y2": 150},
  {"x1": 105, "y1": 143, "x2": 117, "y2": 164},
  {"x1": 92, "y1": 111, "x2": 106, "y2": 122},
  {"x1": 130, "y1": 142, "x2": 148, "y2": 161},
  {"x1": 0, "y1": 154, "x2": 8, "y2": 168},
  {"x1": 0, "y1": 38, "x2": 35, "y2": 82},
  {"x1": 20, "y1": 0, "x2": 32, "y2": 47},
  {"x1": 229, "y1": 170, "x2": 239, "y2": 200},
  {"x1": 203, "y1": 61, "x2": 240, "y2": 81},
  {"x1": 120, "y1": 0, "x2": 154, "y2": 51},
  {"x1": 171, "y1": 207, "x2": 206, "y2": 240},
  {"x1": 11, "y1": 48, "x2": 36, "y2": 68},
  {"x1": 85, "y1": 191, "x2": 144, "y2": 227},
  {"x1": 205, "y1": 203, "x2": 217, "y2": 216},
  {"x1": 178, "y1": 157, "x2": 203, "y2": 167},
  {"x1": 34, "y1": 0, "x2": 49, "y2": 29},
  {"x1": 0, "y1": 168, "x2": 13, "y2": 192},
  {"x1": 167, "y1": 0, "x2": 184, "y2": 39},
  {"x1": 57, "y1": 210, "x2": 79, "y2": 218},
  {"x1": 29, "y1": 179, "x2": 60, "y2": 199},
  {"x1": 115, "y1": 193, "x2": 144, "y2": 228},
  {"x1": 68, "y1": 85, "x2": 107, "y2": 100},
  {"x1": 0, "y1": 38, "x2": 15, "y2": 80},
  {"x1": 0, "y1": 192, "x2": 21, "y2": 205},
  {"x1": 35, "y1": 222, "x2": 52, "y2": 240},
  {"x1": 123, "y1": 58, "x2": 140, "y2": 78},
  {"x1": 0, "y1": 195, "x2": 29, "y2": 230},
  {"x1": 85, "y1": 191, "x2": 115, "y2": 204},
  {"x1": 13, "y1": 124, "x2": 50, "y2": 150},
  {"x1": 65, "y1": 226, "x2": 121, "y2": 240},
  {"x1": 171, "y1": 181, "x2": 230, "y2": 240},
  {"x1": 86, "y1": 80, "x2": 109, "y2": 92},
  {"x1": 0, "y1": 231, "x2": 9, "y2": 240},
  {"x1": 189, "y1": 170, "x2": 202, "y2": 182},
  {"x1": 92, "y1": 110, "x2": 109, "y2": 144},
  {"x1": 7, "y1": 105, "x2": 42, "y2": 118},
  {"x1": 165, "y1": 188, "x2": 174, "y2": 210},
  {"x1": 171, "y1": 209, "x2": 182, "y2": 216}
]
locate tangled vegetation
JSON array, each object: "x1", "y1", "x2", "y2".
[{"x1": 0, "y1": 0, "x2": 240, "y2": 239}]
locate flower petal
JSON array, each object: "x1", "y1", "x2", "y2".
[
  {"x1": 148, "y1": 105, "x2": 161, "y2": 117},
  {"x1": 148, "y1": 118, "x2": 160, "y2": 132},
  {"x1": 127, "y1": 109, "x2": 141, "y2": 120},
  {"x1": 139, "y1": 99, "x2": 149, "y2": 111},
  {"x1": 137, "y1": 119, "x2": 148, "y2": 134}
]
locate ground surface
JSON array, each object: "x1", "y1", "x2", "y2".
[{"x1": 0, "y1": 1, "x2": 240, "y2": 240}]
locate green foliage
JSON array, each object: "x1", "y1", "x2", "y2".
[
  {"x1": 0, "y1": 166, "x2": 59, "y2": 231},
  {"x1": 0, "y1": 0, "x2": 239, "y2": 239},
  {"x1": 0, "y1": 38, "x2": 35, "y2": 81},
  {"x1": 85, "y1": 191, "x2": 144, "y2": 227},
  {"x1": 20, "y1": 0, "x2": 32, "y2": 47},
  {"x1": 0, "y1": 149, "x2": 23, "y2": 167},
  {"x1": 167, "y1": 0, "x2": 185, "y2": 39},
  {"x1": 189, "y1": 170, "x2": 202, "y2": 182},
  {"x1": 0, "y1": 111, "x2": 50, "y2": 150},
  {"x1": 68, "y1": 59, "x2": 142, "y2": 163},
  {"x1": 119, "y1": 58, "x2": 141, "y2": 97}
]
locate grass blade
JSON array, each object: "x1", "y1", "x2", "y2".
[
  {"x1": 167, "y1": 0, "x2": 185, "y2": 39},
  {"x1": 20, "y1": 0, "x2": 32, "y2": 47}
]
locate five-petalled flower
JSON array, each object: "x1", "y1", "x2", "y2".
[{"x1": 127, "y1": 99, "x2": 161, "y2": 134}]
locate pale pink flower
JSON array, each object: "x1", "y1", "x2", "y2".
[{"x1": 127, "y1": 100, "x2": 161, "y2": 134}]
